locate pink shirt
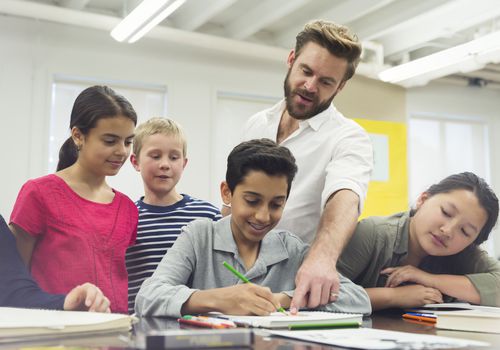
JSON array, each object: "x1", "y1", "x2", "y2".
[{"x1": 10, "y1": 174, "x2": 138, "y2": 313}]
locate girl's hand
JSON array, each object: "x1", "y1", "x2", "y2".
[
  {"x1": 64, "y1": 283, "x2": 111, "y2": 313},
  {"x1": 392, "y1": 285, "x2": 443, "y2": 308},
  {"x1": 381, "y1": 265, "x2": 435, "y2": 288},
  {"x1": 215, "y1": 284, "x2": 282, "y2": 316}
]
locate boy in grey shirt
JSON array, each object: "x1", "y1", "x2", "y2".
[{"x1": 135, "y1": 139, "x2": 371, "y2": 317}]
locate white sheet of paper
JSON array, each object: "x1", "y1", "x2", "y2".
[{"x1": 269, "y1": 328, "x2": 490, "y2": 350}]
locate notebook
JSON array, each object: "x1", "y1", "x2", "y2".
[
  {"x1": 436, "y1": 309, "x2": 500, "y2": 333},
  {"x1": 0, "y1": 307, "x2": 135, "y2": 339},
  {"x1": 215, "y1": 311, "x2": 362, "y2": 329},
  {"x1": 409, "y1": 302, "x2": 500, "y2": 315}
]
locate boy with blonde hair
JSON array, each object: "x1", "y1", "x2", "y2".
[{"x1": 126, "y1": 117, "x2": 220, "y2": 313}]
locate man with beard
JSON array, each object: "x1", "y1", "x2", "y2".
[{"x1": 242, "y1": 20, "x2": 373, "y2": 313}]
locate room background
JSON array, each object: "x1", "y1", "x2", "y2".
[{"x1": 1, "y1": 14, "x2": 499, "y2": 256}]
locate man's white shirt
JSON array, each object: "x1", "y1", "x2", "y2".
[{"x1": 243, "y1": 99, "x2": 373, "y2": 243}]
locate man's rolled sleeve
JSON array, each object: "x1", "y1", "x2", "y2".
[{"x1": 321, "y1": 129, "x2": 373, "y2": 213}]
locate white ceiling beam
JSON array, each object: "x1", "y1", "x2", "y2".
[
  {"x1": 274, "y1": 0, "x2": 395, "y2": 49},
  {"x1": 0, "y1": 0, "x2": 287, "y2": 60},
  {"x1": 438, "y1": 76, "x2": 500, "y2": 90},
  {"x1": 0, "y1": 0, "x2": 380, "y2": 81},
  {"x1": 226, "y1": 0, "x2": 312, "y2": 40},
  {"x1": 351, "y1": 0, "x2": 449, "y2": 40},
  {"x1": 1, "y1": 0, "x2": 119, "y2": 30},
  {"x1": 57, "y1": 0, "x2": 90, "y2": 10},
  {"x1": 322, "y1": 0, "x2": 396, "y2": 24},
  {"x1": 173, "y1": 0, "x2": 237, "y2": 31},
  {"x1": 379, "y1": 0, "x2": 500, "y2": 56},
  {"x1": 485, "y1": 64, "x2": 500, "y2": 73},
  {"x1": 460, "y1": 70, "x2": 500, "y2": 82}
]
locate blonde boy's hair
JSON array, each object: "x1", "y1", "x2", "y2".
[{"x1": 133, "y1": 117, "x2": 187, "y2": 157}]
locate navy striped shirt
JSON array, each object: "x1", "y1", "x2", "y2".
[{"x1": 126, "y1": 194, "x2": 221, "y2": 314}]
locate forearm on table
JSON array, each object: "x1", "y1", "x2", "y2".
[
  {"x1": 366, "y1": 287, "x2": 402, "y2": 311},
  {"x1": 429, "y1": 274, "x2": 480, "y2": 304},
  {"x1": 181, "y1": 289, "x2": 223, "y2": 315}
]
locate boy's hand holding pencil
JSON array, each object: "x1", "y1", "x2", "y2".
[
  {"x1": 222, "y1": 261, "x2": 288, "y2": 315},
  {"x1": 215, "y1": 283, "x2": 283, "y2": 316}
]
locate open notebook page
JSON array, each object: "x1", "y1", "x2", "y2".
[{"x1": 214, "y1": 311, "x2": 362, "y2": 329}]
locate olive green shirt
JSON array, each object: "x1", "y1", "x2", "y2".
[{"x1": 338, "y1": 211, "x2": 500, "y2": 306}]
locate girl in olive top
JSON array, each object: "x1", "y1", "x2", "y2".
[{"x1": 338, "y1": 172, "x2": 500, "y2": 310}]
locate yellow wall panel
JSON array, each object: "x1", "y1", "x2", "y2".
[{"x1": 353, "y1": 119, "x2": 408, "y2": 219}]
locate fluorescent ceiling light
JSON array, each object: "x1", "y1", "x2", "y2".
[
  {"x1": 111, "y1": 0, "x2": 186, "y2": 43},
  {"x1": 379, "y1": 30, "x2": 500, "y2": 86}
]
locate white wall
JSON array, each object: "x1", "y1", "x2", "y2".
[
  {"x1": 0, "y1": 15, "x2": 286, "y2": 218},
  {"x1": 407, "y1": 82, "x2": 500, "y2": 257},
  {"x1": 3, "y1": 15, "x2": 500, "y2": 259},
  {"x1": 0, "y1": 14, "x2": 406, "y2": 220}
]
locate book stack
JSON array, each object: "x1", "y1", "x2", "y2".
[
  {"x1": 0, "y1": 307, "x2": 135, "y2": 342},
  {"x1": 408, "y1": 303, "x2": 500, "y2": 334},
  {"x1": 436, "y1": 309, "x2": 500, "y2": 334}
]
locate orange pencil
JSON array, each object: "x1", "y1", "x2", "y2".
[{"x1": 402, "y1": 313, "x2": 437, "y2": 323}]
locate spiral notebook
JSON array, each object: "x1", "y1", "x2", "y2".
[{"x1": 215, "y1": 311, "x2": 362, "y2": 329}]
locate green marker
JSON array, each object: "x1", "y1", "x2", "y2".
[
  {"x1": 222, "y1": 261, "x2": 287, "y2": 314},
  {"x1": 289, "y1": 321, "x2": 361, "y2": 330},
  {"x1": 223, "y1": 261, "x2": 250, "y2": 283}
]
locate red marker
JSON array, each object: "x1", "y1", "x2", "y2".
[{"x1": 178, "y1": 315, "x2": 237, "y2": 329}]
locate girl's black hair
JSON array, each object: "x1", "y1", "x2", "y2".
[
  {"x1": 57, "y1": 85, "x2": 137, "y2": 171},
  {"x1": 412, "y1": 172, "x2": 498, "y2": 245},
  {"x1": 412, "y1": 172, "x2": 498, "y2": 282}
]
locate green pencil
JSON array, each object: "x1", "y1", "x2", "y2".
[
  {"x1": 289, "y1": 321, "x2": 361, "y2": 330},
  {"x1": 223, "y1": 261, "x2": 250, "y2": 283},
  {"x1": 222, "y1": 261, "x2": 287, "y2": 314}
]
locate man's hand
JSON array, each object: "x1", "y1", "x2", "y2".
[
  {"x1": 64, "y1": 283, "x2": 111, "y2": 313},
  {"x1": 381, "y1": 265, "x2": 435, "y2": 288},
  {"x1": 290, "y1": 190, "x2": 360, "y2": 314},
  {"x1": 290, "y1": 249, "x2": 339, "y2": 314}
]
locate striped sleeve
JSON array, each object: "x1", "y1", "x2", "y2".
[{"x1": 125, "y1": 196, "x2": 220, "y2": 314}]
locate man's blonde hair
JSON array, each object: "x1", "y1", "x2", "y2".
[
  {"x1": 295, "y1": 20, "x2": 362, "y2": 81},
  {"x1": 133, "y1": 117, "x2": 187, "y2": 157}
]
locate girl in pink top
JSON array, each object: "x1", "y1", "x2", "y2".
[{"x1": 10, "y1": 86, "x2": 138, "y2": 314}]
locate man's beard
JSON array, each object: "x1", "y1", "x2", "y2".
[{"x1": 283, "y1": 69, "x2": 337, "y2": 120}]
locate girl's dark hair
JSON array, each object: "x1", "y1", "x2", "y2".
[
  {"x1": 412, "y1": 172, "x2": 499, "y2": 245},
  {"x1": 413, "y1": 172, "x2": 498, "y2": 280},
  {"x1": 57, "y1": 86, "x2": 137, "y2": 171},
  {"x1": 226, "y1": 139, "x2": 298, "y2": 197}
]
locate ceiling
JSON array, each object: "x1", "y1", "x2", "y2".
[{"x1": 3, "y1": 0, "x2": 500, "y2": 90}]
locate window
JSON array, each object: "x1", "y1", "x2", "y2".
[{"x1": 210, "y1": 91, "x2": 279, "y2": 205}]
